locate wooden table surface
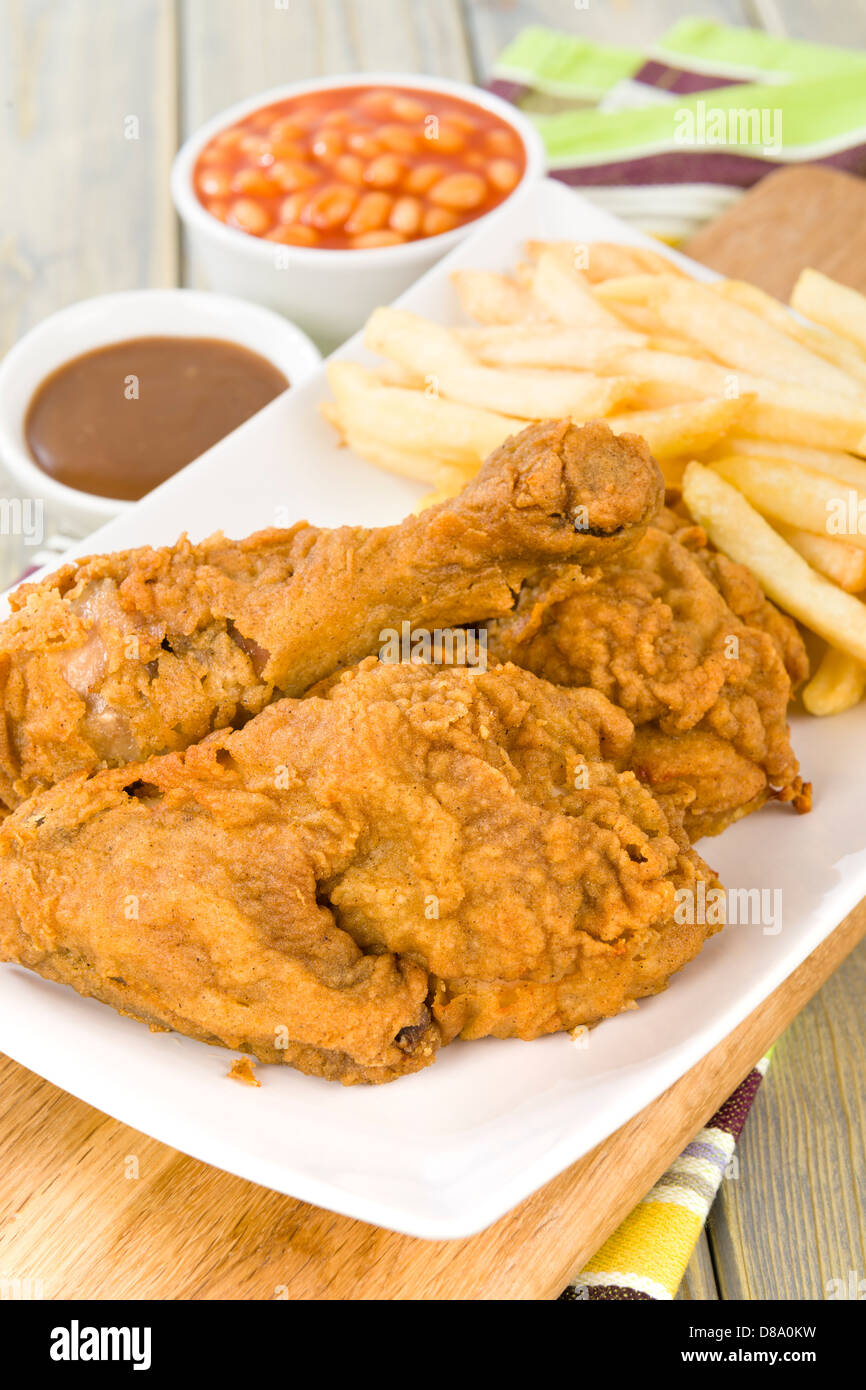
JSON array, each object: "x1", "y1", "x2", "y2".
[{"x1": 2, "y1": 0, "x2": 865, "y2": 1301}]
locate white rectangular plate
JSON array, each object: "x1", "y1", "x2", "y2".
[{"x1": 2, "y1": 180, "x2": 863, "y2": 1240}]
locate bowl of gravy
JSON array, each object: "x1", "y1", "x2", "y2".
[{"x1": 0, "y1": 290, "x2": 321, "y2": 531}]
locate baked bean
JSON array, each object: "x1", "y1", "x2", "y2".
[
  {"x1": 405, "y1": 162, "x2": 446, "y2": 194},
  {"x1": 422, "y1": 206, "x2": 459, "y2": 236},
  {"x1": 363, "y1": 154, "x2": 406, "y2": 188},
  {"x1": 239, "y1": 134, "x2": 270, "y2": 159},
  {"x1": 485, "y1": 128, "x2": 519, "y2": 157},
  {"x1": 267, "y1": 223, "x2": 319, "y2": 246},
  {"x1": 391, "y1": 95, "x2": 428, "y2": 123},
  {"x1": 347, "y1": 130, "x2": 383, "y2": 159},
  {"x1": 389, "y1": 195, "x2": 423, "y2": 236},
  {"x1": 270, "y1": 161, "x2": 319, "y2": 192},
  {"x1": 285, "y1": 105, "x2": 323, "y2": 130},
  {"x1": 195, "y1": 85, "x2": 526, "y2": 248},
  {"x1": 335, "y1": 153, "x2": 366, "y2": 184},
  {"x1": 229, "y1": 199, "x2": 272, "y2": 235},
  {"x1": 488, "y1": 159, "x2": 520, "y2": 192},
  {"x1": 301, "y1": 183, "x2": 358, "y2": 231},
  {"x1": 345, "y1": 191, "x2": 393, "y2": 235},
  {"x1": 378, "y1": 123, "x2": 422, "y2": 154},
  {"x1": 426, "y1": 123, "x2": 465, "y2": 154},
  {"x1": 352, "y1": 230, "x2": 406, "y2": 248},
  {"x1": 356, "y1": 89, "x2": 401, "y2": 118},
  {"x1": 270, "y1": 117, "x2": 306, "y2": 143},
  {"x1": 442, "y1": 108, "x2": 479, "y2": 133},
  {"x1": 279, "y1": 191, "x2": 311, "y2": 224},
  {"x1": 199, "y1": 169, "x2": 231, "y2": 197},
  {"x1": 311, "y1": 130, "x2": 344, "y2": 162},
  {"x1": 232, "y1": 168, "x2": 282, "y2": 197},
  {"x1": 428, "y1": 172, "x2": 487, "y2": 209},
  {"x1": 269, "y1": 139, "x2": 307, "y2": 163}
]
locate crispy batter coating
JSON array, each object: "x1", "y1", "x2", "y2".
[
  {"x1": 487, "y1": 514, "x2": 808, "y2": 838},
  {"x1": 0, "y1": 661, "x2": 716, "y2": 1084},
  {"x1": 0, "y1": 421, "x2": 662, "y2": 812}
]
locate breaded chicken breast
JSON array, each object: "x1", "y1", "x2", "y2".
[
  {"x1": 0, "y1": 661, "x2": 716, "y2": 1084},
  {"x1": 0, "y1": 421, "x2": 662, "y2": 811}
]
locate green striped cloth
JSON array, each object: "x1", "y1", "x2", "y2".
[{"x1": 490, "y1": 18, "x2": 866, "y2": 240}]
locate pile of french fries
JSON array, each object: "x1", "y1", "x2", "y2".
[{"x1": 322, "y1": 241, "x2": 866, "y2": 717}]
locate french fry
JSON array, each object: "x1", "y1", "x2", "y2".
[
  {"x1": 595, "y1": 274, "x2": 668, "y2": 305},
  {"x1": 322, "y1": 400, "x2": 459, "y2": 487},
  {"x1": 658, "y1": 457, "x2": 689, "y2": 491},
  {"x1": 715, "y1": 279, "x2": 866, "y2": 385},
  {"x1": 737, "y1": 395, "x2": 866, "y2": 453},
  {"x1": 802, "y1": 645, "x2": 866, "y2": 716},
  {"x1": 606, "y1": 275, "x2": 864, "y2": 398},
  {"x1": 604, "y1": 351, "x2": 866, "y2": 449},
  {"x1": 605, "y1": 397, "x2": 747, "y2": 460},
  {"x1": 724, "y1": 436, "x2": 866, "y2": 491},
  {"x1": 791, "y1": 269, "x2": 866, "y2": 354},
  {"x1": 365, "y1": 307, "x2": 633, "y2": 419},
  {"x1": 319, "y1": 397, "x2": 344, "y2": 437},
  {"x1": 325, "y1": 396, "x2": 471, "y2": 491},
  {"x1": 586, "y1": 345, "x2": 728, "y2": 395},
  {"x1": 682, "y1": 461, "x2": 866, "y2": 665},
  {"x1": 461, "y1": 324, "x2": 646, "y2": 369},
  {"x1": 629, "y1": 382, "x2": 697, "y2": 410},
  {"x1": 450, "y1": 270, "x2": 548, "y2": 325},
  {"x1": 711, "y1": 454, "x2": 866, "y2": 553},
  {"x1": 495, "y1": 343, "x2": 866, "y2": 447},
  {"x1": 586, "y1": 241, "x2": 689, "y2": 283},
  {"x1": 529, "y1": 246, "x2": 624, "y2": 330},
  {"x1": 512, "y1": 259, "x2": 534, "y2": 291},
  {"x1": 376, "y1": 360, "x2": 424, "y2": 388},
  {"x1": 525, "y1": 239, "x2": 688, "y2": 284},
  {"x1": 602, "y1": 300, "x2": 674, "y2": 336},
  {"x1": 646, "y1": 335, "x2": 708, "y2": 356},
  {"x1": 774, "y1": 523, "x2": 866, "y2": 593},
  {"x1": 345, "y1": 433, "x2": 455, "y2": 485},
  {"x1": 326, "y1": 361, "x2": 516, "y2": 467},
  {"x1": 463, "y1": 340, "x2": 737, "y2": 412}
]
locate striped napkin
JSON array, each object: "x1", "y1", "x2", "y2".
[
  {"x1": 492, "y1": 18, "x2": 866, "y2": 241},
  {"x1": 561, "y1": 1054, "x2": 772, "y2": 1300}
]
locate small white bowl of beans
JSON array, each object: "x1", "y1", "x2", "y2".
[{"x1": 172, "y1": 74, "x2": 546, "y2": 351}]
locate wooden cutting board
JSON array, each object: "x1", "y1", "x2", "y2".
[
  {"x1": 684, "y1": 166, "x2": 866, "y2": 301},
  {"x1": 0, "y1": 900, "x2": 863, "y2": 1300},
  {"x1": 3, "y1": 171, "x2": 866, "y2": 1300}
]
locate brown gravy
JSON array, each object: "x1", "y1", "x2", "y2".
[{"x1": 25, "y1": 336, "x2": 289, "y2": 501}]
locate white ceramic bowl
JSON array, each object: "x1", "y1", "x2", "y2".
[
  {"x1": 0, "y1": 289, "x2": 321, "y2": 533},
  {"x1": 171, "y1": 73, "x2": 547, "y2": 350}
]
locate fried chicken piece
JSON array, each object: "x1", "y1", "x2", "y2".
[
  {"x1": 487, "y1": 514, "x2": 808, "y2": 839},
  {"x1": 0, "y1": 421, "x2": 662, "y2": 812},
  {"x1": 0, "y1": 660, "x2": 716, "y2": 1084}
]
